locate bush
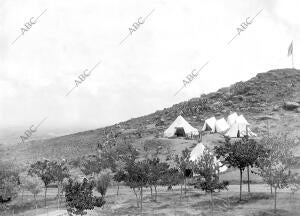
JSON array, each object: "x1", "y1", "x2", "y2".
[
  {"x1": 95, "y1": 170, "x2": 112, "y2": 198},
  {"x1": 65, "y1": 178, "x2": 103, "y2": 215},
  {"x1": 230, "y1": 82, "x2": 250, "y2": 95},
  {"x1": 93, "y1": 197, "x2": 105, "y2": 207}
]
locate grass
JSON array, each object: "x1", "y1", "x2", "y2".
[{"x1": 1, "y1": 183, "x2": 299, "y2": 216}]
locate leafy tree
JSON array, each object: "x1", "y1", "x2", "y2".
[
  {"x1": 146, "y1": 158, "x2": 169, "y2": 201},
  {"x1": 161, "y1": 168, "x2": 181, "y2": 190},
  {"x1": 65, "y1": 178, "x2": 105, "y2": 215},
  {"x1": 174, "y1": 147, "x2": 192, "y2": 198},
  {"x1": 28, "y1": 160, "x2": 55, "y2": 206},
  {"x1": 192, "y1": 149, "x2": 229, "y2": 216},
  {"x1": 20, "y1": 174, "x2": 44, "y2": 213},
  {"x1": 50, "y1": 160, "x2": 70, "y2": 208},
  {"x1": 124, "y1": 160, "x2": 149, "y2": 209},
  {"x1": 214, "y1": 137, "x2": 265, "y2": 201},
  {"x1": 0, "y1": 160, "x2": 19, "y2": 204},
  {"x1": 242, "y1": 137, "x2": 266, "y2": 193},
  {"x1": 95, "y1": 169, "x2": 112, "y2": 198},
  {"x1": 113, "y1": 169, "x2": 126, "y2": 196},
  {"x1": 255, "y1": 135, "x2": 297, "y2": 213},
  {"x1": 79, "y1": 155, "x2": 102, "y2": 177}
]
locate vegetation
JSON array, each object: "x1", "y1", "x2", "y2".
[
  {"x1": 0, "y1": 161, "x2": 19, "y2": 203},
  {"x1": 215, "y1": 136, "x2": 266, "y2": 201},
  {"x1": 64, "y1": 178, "x2": 105, "y2": 215},
  {"x1": 255, "y1": 135, "x2": 298, "y2": 213},
  {"x1": 174, "y1": 147, "x2": 192, "y2": 198},
  {"x1": 19, "y1": 174, "x2": 44, "y2": 213},
  {"x1": 192, "y1": 148, "x2": 229, "y2": 216},
  {"x1": 50, "y1": 160, "x2": 70, "y2": 208},
  {"x1": 28, "y1": 160, "x2": 55, "y2": 207},
  {"x1": 95, "y1": 169, "x2": 112, "y2": 198}
]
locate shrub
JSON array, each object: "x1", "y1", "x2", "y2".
[
  {"x1": 95, "y1": 169, "x2": 112, "y2": 198},
  {"x1": 65, "y1": 178, "x2": 105, "y2": 215}
]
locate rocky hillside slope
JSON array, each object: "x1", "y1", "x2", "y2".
[{"x1": 2, "y1": 68, "x2": 300, "y2": 163}]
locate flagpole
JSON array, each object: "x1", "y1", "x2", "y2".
[{"x1": 292, "y1": 44, "x2": 294, "y2": 68}]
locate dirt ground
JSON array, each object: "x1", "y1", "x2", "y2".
[{"x1": 5, "y1": 183, "x2": 299, "y2": 216}]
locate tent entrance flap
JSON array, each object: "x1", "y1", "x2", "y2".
[{"x1": 175, "y1": 127, "x2": 186, "y2": 137}]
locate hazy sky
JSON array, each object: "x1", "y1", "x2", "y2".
[{"x1": 0, "y1": 0, "x2": 299, "y2": 134}]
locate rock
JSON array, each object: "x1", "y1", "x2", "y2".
[
  {"x1": 256, "y1": 115, "x2": 279, "y2": 121},
  {"x1": 272, "y1": 105, "x2": 280, "y2": 111},
  {"x1": 283, "y1": 101, "x2": 300, "y2": 110}
]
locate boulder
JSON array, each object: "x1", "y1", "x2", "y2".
[{"x1": 283, "y1": 101, "x2": 300, "y2": 110}]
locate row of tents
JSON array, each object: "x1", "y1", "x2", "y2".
[{"x1": 163, "y1": 112, "x2": 257, "y2": 138}]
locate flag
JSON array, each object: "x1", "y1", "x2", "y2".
[{"x1": 288, "y1": 41, "x2": 293, "y2": 56}]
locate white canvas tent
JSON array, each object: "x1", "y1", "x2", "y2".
[
  {"x1": 202, "y1": 117, "x2": 217, "y2": 132},
  {"x1": 215, "y1": 118, "x2": 230, "y2": 133},
  {"x1": 190, "y1": 142, "x2": 206, "y2": 162},
  {"x1": 227, "y1": 112, "x2": 238, "y2": 126},
  {"x1": 225, "y1": 114, "x2": 257, "y2": 138},
  {"x1": 202, "y1": 117, "x2": 229, "y2": 133},
  {"x1": 236, "y1": 114, "x2": 249, "y2": 125},
  {"x1": 189, "y1": 143, "x2": 227, "y2": 172},
  {"x1": 163, "y1": 115, "x2": 199, "y2": 137}
]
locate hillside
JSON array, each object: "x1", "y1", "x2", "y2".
[{"x1": 2, "y1": 68, "x2": 300, "y2": 164}]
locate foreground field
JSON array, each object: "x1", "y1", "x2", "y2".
[{"x1": 4, "y1": 183, "x2": 299, "y2": 216}]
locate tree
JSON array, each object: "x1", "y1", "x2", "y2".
[
  {"x1": 146, "y1": 158, "x2": 169, "y2": 201},
  {"x1": 79, "y1": 155, "x2": 102, "y2": 177},
  {"x1": 214, "y1": 137, "x2": 265, "y2": 201},
  {"x1": 174, "y1": 147, "x2": 192, "y2": 198},
  {"x1": 0, "y1": 161, "x2": 19, "y2": 204},
  {"x1": 123, "y1": 160, "x2": 149, "y2": 209},
  {"x1": 50, "y1": 160, "x2": 70, "y2": 208},
  {"x1": 65, "y1": 178, "x2": 105, "y2": 215},
  {"x1": 28, "y1": 160, "x2": 55, "y2": 207},
  {"x1": 192, "y1": 149, "x2": 228, "y2": 216},
  {"x1": 160, "y1": 168, "x2": 181, "y2": 190},
  {"x1": 113, "y1": 169, "x2": 126, "y2": 196},
  {"x1": 20, "y1": 174, "x2": 44, "y2": 213},
  {"x1": 95, "y1": 169, "x2": 112, "y2": 198},
  {"x1": 242, "y1": 137, "x2": 266, "y2": 193},
  {"x1": 255, "y1": 135, "x2": 297, "y2": 213}
]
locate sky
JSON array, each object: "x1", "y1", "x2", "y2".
[{"x1": 0, "y1": 0, "x2": 299, "y2": 142}]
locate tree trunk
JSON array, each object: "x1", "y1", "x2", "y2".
[
  {"x1": 184, "y1": 178, "x2": 187, "y2": 196},
  {"x1": 133, "y1": 188, "x2": 139, "y2": 208},
  {"x1": 270, "y1": 185, "x2": 273, "y2": 194},
  {"x1": 154, "y1": 185, "x2": 157, "y2": 201},
  {"x1": 44, "y1": 186, "x2": 48, "y2": 207},
  {"x1": 57, "y1": 184, "x2": 61, "y2": 209},
  {"x1": 239, "y1": 169, "x2": 243, "y2": 201},
  {"x1": 117, "y1": 183, "x2": 120, "y2": 196},
  {"x1": 218, "y1": 169, "x2": 220, "y2": 192},
  {"x1": 34, "y1": 194, "x2": 37, "y2": 216},
  {"x1": 274, "y1": 187, "x2": 277, "y2": 213},
  {"x1": 180, "y1": 183, "x2": 183, "y2": 200},
  {"x1": 150, "y1": 186, "x2": 153, "y2": 198},
  {"x1": 211, "y1": 191, "x2": 214, "y2": 216},
  {"x1": 140, "y1": 187, "x2": 143, "y2": 210},
  {"x1": 247, "y1": 166, "x2": 250, "y2": 193},
  {"x1": 21, "y1": 190, "x2": 24, "y2": 205}
]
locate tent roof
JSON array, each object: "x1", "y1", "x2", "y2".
[
  {"x1": 190, "y1": 142, "x2": 206, "y2": 162},
  {"x1": 202, "y1": 116, "x2": 217, "y2": 132},
  {"x1": 164, "y1": 115, "x2": 199, "y2": 137},
  {"x1": 215, "y1": 118, "x2": 230, "y2": 133},
  {"x1": 236, "y1": 115, "x2": 250, "y2": 125},
  {"x1": 227, "y1": 112, "x2": 238, "y2": 126}
]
